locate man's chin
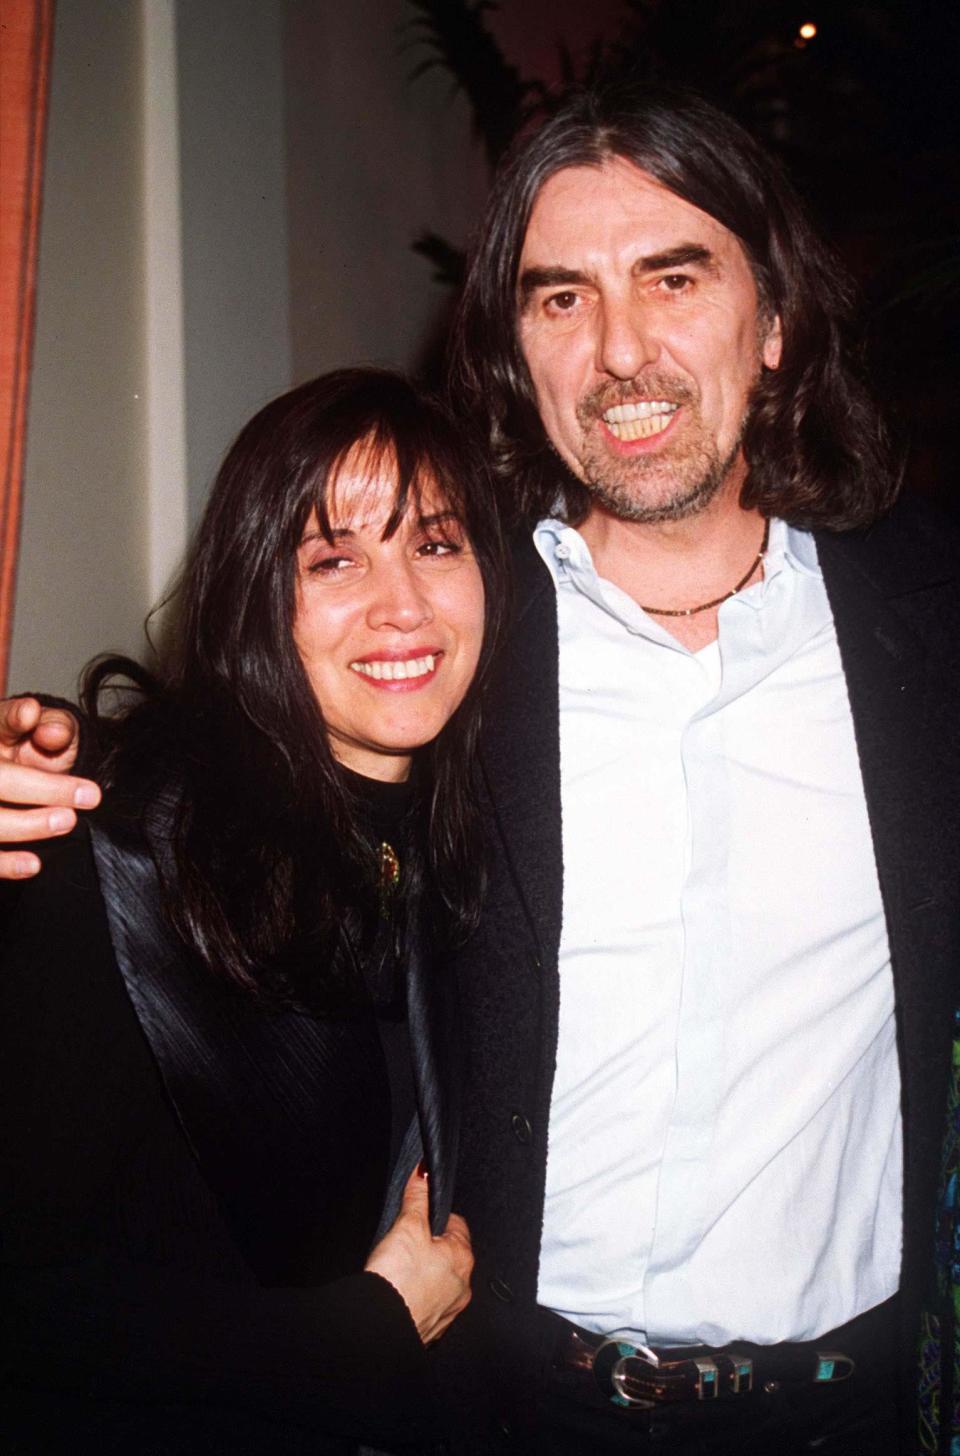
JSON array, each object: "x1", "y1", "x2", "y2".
[
  {"x1": 583, "y1": 469, "x2": 725, "y2": 525},
  {"x1": 579, "y1": 439, "x2": 743, "y2": 526}
]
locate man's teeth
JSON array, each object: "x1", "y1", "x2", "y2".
[
  {"x1": 602, "y1": 400, "x2": 679, "y2": 441},
  {"x1": 350, "y1": 654, "x2": 436, "y2": 681}
]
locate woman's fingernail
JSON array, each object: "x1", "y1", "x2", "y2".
[
  {"x1": 49, "y1": 809, "x2": 73, "y2": 832},
  {"x1": 74, "y1": 785, "x2": 99, "y2": 808},
  {"x1": 416, "y1": 1159, "x2": 429, "y2": 1179}
]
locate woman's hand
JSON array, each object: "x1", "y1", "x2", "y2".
[
  {"x1": 364, "y1": 1166, "x2": 473, "y2": 1344},
  {"x1": 0, "y1": 697, "x2": 100, "y2": 878}
]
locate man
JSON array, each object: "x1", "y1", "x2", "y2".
[
  {"x1": 431, "y1": 85, "x2": 958, "y2": 1454},
  {"x1": 4, "y1": 85, "x2": 957, "y2": 1454}
]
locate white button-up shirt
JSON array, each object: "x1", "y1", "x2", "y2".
[{"x1": 534, "y1": 516, "x2": 902, "y2": 1346}]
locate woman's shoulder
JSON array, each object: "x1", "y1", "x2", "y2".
[
  {"x1": 0, "y1": 816, "x2": 153, "y2": 1091},
  {"x1": 0, "y1": 816, "x2": 101, "y2": 933}
]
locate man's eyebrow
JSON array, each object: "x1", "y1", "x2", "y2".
[
  {"x1": 518, "y1": 246, "x2": 720, "y2": 308},
  {"x1": 634, "y1": 244, "x2": 718, "y2": 275},
  {"x1": 517, "y1": 266, "x2": 591, "y2": 308}
]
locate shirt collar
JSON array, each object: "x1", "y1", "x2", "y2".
[
  {"x1": 533, "y1": 515, "x2": 822, "y2": 590},
  {"x1": 766, "y1": 517, "x2": 822, "y2": 581}
]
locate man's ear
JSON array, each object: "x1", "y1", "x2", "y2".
[{"x1": 762, "y1": 313, "x2": 783, "y2": 370}]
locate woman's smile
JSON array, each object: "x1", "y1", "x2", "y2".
[{"x1": 294, "y1": 439, "x2": 486, "y2": 781}]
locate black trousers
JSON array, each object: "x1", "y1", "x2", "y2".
[{"x1": 513, "y1": 1298, "x2": 901, "y2": 1455}]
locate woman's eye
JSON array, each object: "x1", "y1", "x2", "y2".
[
  {"x1": 307, "y1": 554, "x2": 356, "y2": 576},
  {"x1": 417, "y1": 536, "x2": 462, "y2": 559}
]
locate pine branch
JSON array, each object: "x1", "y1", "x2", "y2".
[{"x1": 403, "y1": 0, "x2": 538, "y2": 167}]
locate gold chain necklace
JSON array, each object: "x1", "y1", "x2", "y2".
[{"x1": 640, "y1": 518, "x2": 770, "y2": 618}]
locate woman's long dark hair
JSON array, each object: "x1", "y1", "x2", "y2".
[
  {"x1": 84, "y1": 369, "x2": 506, "y2": 1010},
  {"x1": 449, "y1": 82, "x2": 901, "y2": 531}
]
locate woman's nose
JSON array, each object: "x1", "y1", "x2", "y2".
[{"x1": 366, "y1": 561, "x2": 434, "y2": 632}]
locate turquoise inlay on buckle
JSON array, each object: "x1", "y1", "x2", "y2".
[
  {"x1": 813, "y1": 1351, "x2": 854, "y2": 1383},
  {"x1": 694, "y1": 1358, "x2": 720, "y2": 1399}
]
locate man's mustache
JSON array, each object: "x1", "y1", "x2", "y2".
[{"x1": 576, "y1": 373, "x2": 698, "y2": 426}]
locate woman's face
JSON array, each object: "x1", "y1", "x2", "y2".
[{"x1": 293, "y1": 441, "x2": 486, "y2": 782}]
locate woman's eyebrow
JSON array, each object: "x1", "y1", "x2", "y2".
[
  {"x1": 418, "y1": 511, "x2": 460, "y2": 528},
  {"x1": 299, "y1": 511, "x2": 460, "y2": 546},
  {"x1": 299, "y1": 526, "x2": 359, "y2": 545}
]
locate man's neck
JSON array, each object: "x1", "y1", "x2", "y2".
[{"x1": 577, "y1": 479, "x2": 766, "y2": 652}]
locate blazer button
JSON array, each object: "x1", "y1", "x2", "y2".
[
  {"x1": 489, "y1": 1275, "x2": 514, "y2": 1303},
  {"x1": 510, "y1": 1111, "x2": 532, "y2": 1144}
]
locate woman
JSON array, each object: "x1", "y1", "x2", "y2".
[{"x1": 0, "y1": 369, "x2": 505, "y2": 1453}]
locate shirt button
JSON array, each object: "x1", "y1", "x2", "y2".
[
  {"x1": 554, "y1": 544, "x2": 570, "y2": 560},
  {"x1": 489, "y1": 1276, "x2": 514, "y2": 1303},
  {"x1": 510, "y1": 1112, "x2": 533, "y2": 1144}
]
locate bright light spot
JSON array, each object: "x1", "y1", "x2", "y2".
[{"x1": 799, "y1": 21, "x2": 817, "y2": 39}]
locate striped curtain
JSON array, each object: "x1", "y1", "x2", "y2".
[{"x1": 0, "y1": 0, "x2": 54, "y2": 691}]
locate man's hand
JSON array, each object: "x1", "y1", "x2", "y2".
[
  {"x1": 0, "y1": 696, "x2": 101, "y2": 878},
  {"x1": 364, "y1": 1166, "x2": 473, "y2": 1344}
]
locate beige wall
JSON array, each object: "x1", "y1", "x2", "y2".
[
  {"x1": 284, "y1": 0, "x2": 488, "y2": 380},
  {"x1": 10, "y1": 0, "x2": 488, "y2": 699}
]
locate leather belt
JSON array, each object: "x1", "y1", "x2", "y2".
[{"x1": 552, "y1": 1323, "x2": 856, "y2": 1410}]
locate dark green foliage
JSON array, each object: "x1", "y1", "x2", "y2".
[{"x1": 403, "y1": 0, "x2": 544, "y2": 167}]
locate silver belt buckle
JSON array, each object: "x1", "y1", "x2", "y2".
[
  {"x1": 593, "y1": 1338, "x2": 657, "y2": 1408},
  {"x1": 594, "y1": 1341, "x2": 724, "y2": 1406}
]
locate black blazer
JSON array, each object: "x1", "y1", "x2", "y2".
[
  {"x1": 442, "y1": 497, "x2": 960, "y2": 1449},
  {"x1": 0, "y1": 794, "x2": 458, "y2": 1454}
]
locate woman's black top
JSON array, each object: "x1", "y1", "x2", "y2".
[
  {"x1": 0, "y1": 781, "x2": 432, "y2": 1455},
  {"x1": 344, "y1": 767, "x2": 417, "y2": 1172}
]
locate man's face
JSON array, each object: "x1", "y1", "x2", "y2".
[{"x1": 516, "y1": 157, "x2": 782, "y2": 523}]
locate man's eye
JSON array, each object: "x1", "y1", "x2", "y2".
[
  {"x1": 546, "y1": 290, "x2": 579, "y2": 313},
  {"x1": 657, "y1": 274, "x2": 692, "y2": 293}
]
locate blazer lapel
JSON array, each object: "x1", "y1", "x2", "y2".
[
  {"x1": 816, "y1": 524, "x2": 927, "y2": 917},
  {"x1": 89, "y1": 815, "x2": 391, "y2": 1286},
  {"x1": 817, "y1": 510, "x2": 960, "y2": 1295},
  {"x1": 478, "y1": 536, "x2": 564, "y2": 974}
]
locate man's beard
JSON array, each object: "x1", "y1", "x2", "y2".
[{"x1": 574, "y1": 371, "x2": 748, "y2": 525}]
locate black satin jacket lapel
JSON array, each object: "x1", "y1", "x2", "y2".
[
  {"x1": 478, "y1": 536, "x2": 564, "y2": 974},
  {"x1": 89, "y1": 817, "x2": 390, "y2": 1286},
  {"x1": 405, "y1": 905, "x2": 459, "y2": 1235}
]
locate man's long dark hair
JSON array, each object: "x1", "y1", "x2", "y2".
[
  {"x1": 84, "y1": 369, "x2": 506, "y2": 1012},
  {"x1": 449, "y1": 83, "x2": 900, "y2": 531}
]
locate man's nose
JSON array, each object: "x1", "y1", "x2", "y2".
[
  {"x1": 596, "y1": 295, "x2": 658, "y2": 379},
  {"x1": 367, "y1": 560, "x2": 434, "y2": 632}
]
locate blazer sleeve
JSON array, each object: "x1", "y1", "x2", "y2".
[{"x1": 0, "y1": 827, "x2": 433, "y2": 1449}]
